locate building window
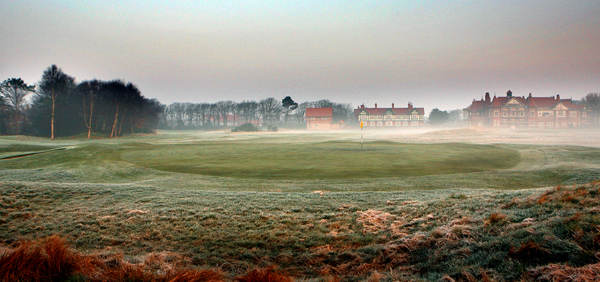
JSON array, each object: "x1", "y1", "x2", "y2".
[
  {"x1": 403, "y1": 121, "x2": 408, "y2": 126},
  {"x1": 494, "y1": 111, "x2": 499, "y2": 117},
  {"x1": 530, "y1": 111, "x2": 535, "y2": 117},
  {"x1": 370, "y1": 121, "x2": 375, "y2": 126},
  {"x1": 519, "y1": 112, "x2": 525, "y2": 117},
  {"x1": 538, "y1": 122, "x2": 544, "y2": 126},
  {"x1": 530, "y1": 121, "x2": 536, "y2": 126},
  {"x1": 557, "y1": 111, "x2": 565, "y2": 117},
  {"x1": 385, "y1": 121, "x2": 393, "y2": 126},
  {"x1": 377, "y1": 121, "x2": 383, "y2": 126},
  {"x1": 583, "y1": 112, "x2": 587, "y2": 117},
  {"x1": 569, "y1": 112, "x2": 578, "y2": 117},
  {"x1": 411, "y1": 121, "x2": 418, "y2": 126},
  {"x1": 547, "y1": 122, "x2": 553, "y2": 126},
  {"x1": 502, "y1": 111, "x2": 508, "y2": 117},
  {"x1": 395, "y1": 121, "x2": 401, "y2": 126}
]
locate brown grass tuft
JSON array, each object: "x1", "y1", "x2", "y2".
[
  {"x1": 460, "y1": 271, "x2": 477, "y2": 282},
  {"x1": 508, "y1": 241, "x2": 551, "y2": 263},
  {"x1": 486, "y1": 213, "x2": 506, "y2": 225},
  {"x1": 537, "y1": 193, "x2": 550, "y2": 205},
  {"x1": 166, "y1": 269, "x2": 224, "y2": 282},
  {"x1": 440, "y1": 274, "x2": 456, "y2": 281},
  {"x1": 479, "y1": 268, "x2": 493, "y2": 282},
  {"x1": 0, "y1": 235, "x2": 83, "y2": 282},
  {"x1": 234, "y1": 266, "x2": 293, "y2": 282},
  {"x1": 356, "y1": 210, "x2": 394, "y2": 234},
  {"x1": 528, "y1": 262, "x2": 600, "y2": 281}
]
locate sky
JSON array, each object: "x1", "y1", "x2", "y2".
[{"x1": 1, "y1": 0, "x2": 599, "y2": 113}]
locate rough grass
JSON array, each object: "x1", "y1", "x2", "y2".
[{"x1": 2, "y1": 181, "x2": 600, "y2": 281}]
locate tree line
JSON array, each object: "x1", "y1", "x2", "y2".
[
  {"x1": 0, "y1": 65, "x2": 163, "y2": 138},
  {"x1": 159, "y1": 99, "x2": 354, "y2": 129}
]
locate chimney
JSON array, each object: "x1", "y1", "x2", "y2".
[
  {"x1": 408, "y1": 102, "x2": 413, "y2": 111},
  {"x1": 375, "y1": 103, "x2": 377, "y2": 109},
  {"x1": 485, "y1": 92, "x2": 490, "y2": 103},
  {"x1": 392, "y1": 103, "x2": 394, "y2": 109},
  {"x1": 361, "y1": 104, "x2": 365, "y2": 109},
  {"x1": 556, "y1": 94, "x2": 560, "y2": 100},
  {"x1": 507, "y1": 90, "x2": 513, "y2": 98},
  {"x1": 528, "y1": 93, "x2": 532, "y2": 99}
]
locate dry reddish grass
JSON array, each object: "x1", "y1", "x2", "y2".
[
  {"x1": 0, "y1": 235, "x2": 84, "y2": 282},
  {"x1": 484, "y1": 212, "x2": 507, "y2": 226},
  {"x1": 0, "y1": 235, "x2": 223, "y2": 282},
  {"x1": 234, "y1": 266, "x2": 293, "y2": 282},
  {"x1": 528, "y1": 262, "x2": 600, "y2": 281},
  {"x1": 356, "y1": 209, "x2": 395, "y2": 234},
  {"x1": 508, "y1": 241, "x2": 552, "y2": 264}
]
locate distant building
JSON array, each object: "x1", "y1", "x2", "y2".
[
  {"x1": 354, "y1": 103, "x2": 425, "y2": 127},
  {"x1": 464, "y1": 91, "x2": 590, "y2": 128},
  {"x1": 305, "y1": 107, "x2": 345, "y2": 130}
]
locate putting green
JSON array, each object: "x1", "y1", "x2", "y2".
[{"x1": 121, "y1": 141, "x2": 520, "y2": 180}]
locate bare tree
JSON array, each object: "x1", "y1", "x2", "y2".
[
  {"x1": 208, "y1": 103, "x2": 218, "y2": 126},
  {"x1": 77, "y1": 80, "x2": 101, "y2": 138},
  {"x1": 448, "y1": 109, "x2": 463, "y2": 125},
  {"x1": 294, "y1": 102, "x2": 309, "y2": 125},
  {"x1": 199, "y1": 103, "x2": 210, "y2": 126},
  {"x1": 183, "y1": 103, "x2": 196, "y2": 127},
  {"x1": 258, "y1": 98, "x2": 281, "y2": 124},
  {"x1": 332, "y1": 103, "x2": 353, "y2": 122},
  {"x1": 169, "y1": 103, "x2": 185, "y2": 128},
  {"x1": 582, "y1": 92, "x2": 600, "y2": 125},
  {"x1": 239, "y1": 100, "x2": 258, "y2": 123},
  {"x1": 0, "y1": 78, "x2": 35, "y2": 135}
]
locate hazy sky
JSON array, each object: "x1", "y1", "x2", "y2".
[{"x1": 1, "y1": 0, "x2": 599, "y2": 112}]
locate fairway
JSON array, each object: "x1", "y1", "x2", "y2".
[{"x1": 121, "y1": 141, "x2": 519, "y2": 179}]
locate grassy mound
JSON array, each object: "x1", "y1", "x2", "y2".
[{"x1": 121, "y1": 141, "x2": 519, "y2": 180}]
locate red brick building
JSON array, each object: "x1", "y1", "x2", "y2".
[
  {"x1": 306, "y1": 107, "x2": 339, "y2": 130},
  {"x1": 354, "y1": 103, "x2": 425, "y2": 127},
  {"x1": 464, "y1": 91, "x2": 590, "y2": 128}
]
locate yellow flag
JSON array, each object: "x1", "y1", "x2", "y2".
[{"x1": 360, "y1": 121, "x2": 363, "y2": 129}]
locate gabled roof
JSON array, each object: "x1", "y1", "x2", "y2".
[
  {"x1": 465, "y1": 100, "x2": 487, "y2": 111},
  {"x1": 472, "y1": 92, "x2": 587, "y2": 111},
  {"x1": 306, "y1": 107, "x2": 333, "y2": 117},
  {"x1": 530, "y1": 97, "x2": 558, "y2": 108},
  {"x1": 527, "y1": 98, "x2": 538, "y2": 107},
  {"x1": 354, "y1": 107, "x2": 425, "y2": 115}
]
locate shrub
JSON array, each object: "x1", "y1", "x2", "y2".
[{"x1": 232, "y1": 123, "x2": 259, "y2": 132}]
